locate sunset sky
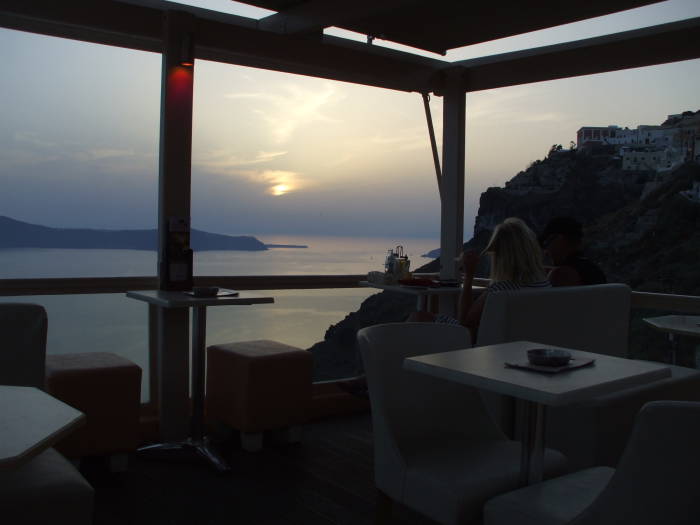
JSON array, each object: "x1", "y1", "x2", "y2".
[{"x1": 1, "y1": 0, "x2": 699, "y2": 239}]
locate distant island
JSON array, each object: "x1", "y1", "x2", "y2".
[
  {"x1": 265, "y1": 244, "x2": 309, "y2": 249},
  {"x1": 0, "y1": 216, "x2": 278, "y2": 251}
]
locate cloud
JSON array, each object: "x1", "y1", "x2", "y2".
[
  {"x1": 225, "y1": 82, "x2": 344, "y2": 143},
  {"x1": 238, "y1": 169, "x2": 306, "y2": 196},
  {"x1": 194, "y1": 150, "x2": 288, "y2": 175},
  {"x1": 73, "y1": 148, "x2": 136, "y2": 162},
  {"x1": 370, "y1": 126, "x2": 433, "y2": 152},
  {"x1": 2, "y1": 131, "x2": 149, "y2": 173}
]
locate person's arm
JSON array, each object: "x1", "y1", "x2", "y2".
[
  {"x1": 464, "y1": 291, "x2": 487, "y2": 344},
  {"x1": 457, "y1": 250, "x2": 479, "y2": 326}
]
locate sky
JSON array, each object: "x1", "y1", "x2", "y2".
[{"x1": 1, "y1": 0, "x2": 699, "y2": 240}]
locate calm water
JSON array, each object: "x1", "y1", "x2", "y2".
[{"x1": 1, "y1": 235, "x2": 437, "y2": 397}]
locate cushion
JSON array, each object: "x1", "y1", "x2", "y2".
[
  {"x1": 0, "y1": 448, "x2": 94, "y2": 524},
  {"x1": 403, "y1": 438, "x2": 569, "y2": 525},
  {"x1": 483, "y1": 466, "x2": 614, "y2": 525}
]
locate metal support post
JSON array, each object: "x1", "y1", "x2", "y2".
[
  {"x1": 438, "y1": 70, "x2": 466, "y2": 316},
  {"x1": 156, "y1": 9, "x2": 195, "y2": 441}
]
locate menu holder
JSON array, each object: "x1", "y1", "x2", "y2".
[{"x1": 504, "y1": 358, "x2": 595, "y2": 374}]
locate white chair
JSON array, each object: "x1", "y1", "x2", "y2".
[
  {"x1": 484, "y1": 401, "x2": 700, "y2": 525},
  {"x1": 475, "y1": 284, "x2": 700, "y2": 469},
  {"x1": 357, "y1": 322, "x2": 567, "y2": 525},
  {"x1": 0, "y1": 303, "x2": 48, "y2": 388},
  {"x1": 0, "y1": 302, "x2": 94, "y2": 524},
  {"x1": 476, "y1": 284, "x2": 632, "y2": 357}
]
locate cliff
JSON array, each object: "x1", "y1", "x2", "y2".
[
  {"x1": 586, "y1": 161, "x2": 700, "y2": 295},
  {"x1": 420, "y1": 148, "x2": 655, "y2": 273},
  {"x1": 309, "y1": 149, "x2": 700, "y2": 379},
  {"x1": 0, "y1": 216, "x2": 267, "y2": 251}
]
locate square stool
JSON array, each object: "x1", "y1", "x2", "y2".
[
  {"x1": 206, "y1": 340, "x2": 312, "y2": 451},
  {"x1": 45, "y1": 352, "x2": 142, "y2": 466}
]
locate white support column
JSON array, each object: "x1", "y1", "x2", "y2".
[
  {"x1": 438, "y1": 71, "x2": 466, "y2": 316},
  {"x1": 156, "y1": 10, "x2": 195, "y2": 441}
]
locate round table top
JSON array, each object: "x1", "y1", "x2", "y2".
[{"x1": 643, "y1": 315, "x2": 700, "y2": 338}]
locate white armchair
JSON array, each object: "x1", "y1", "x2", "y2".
[
  {"x1": 477, "y1": 284, "x2": 631, "y2": 357},
  {"x1": 484, "y1": 401, "x2": 700, "y2": 525},
  {"x1": 0, "y1": 302, "x2": 94, "y2": 524},
  {"x1": 357, "y1": 322, "x2": 567, "y2": 525},
  {"x1": 475, "y1": 284, "x2": 700, "y2": 469}
]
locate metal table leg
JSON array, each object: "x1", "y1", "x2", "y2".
[
  {"x1": 669, "y1": 333, "x2": 678, "y2": 365},
  {"x1": 139, "y1": 305, "x2": 230, "y2": 472},
  {"x1": 519, "y1": 400, "x2": 546, "y2": 486},
  {"x1": 189, "y1": 306, "x2": 230, "y2": 472}
]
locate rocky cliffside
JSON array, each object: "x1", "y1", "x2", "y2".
[
  {"x1": 309, "y1": 291, "x2": 415, "y2": 380},
  {"x1": 586, "y1": 161, "x2": 700, "y2": 295},
  {"x1": 420, "y1": 147, "x2": 656, "y2": 273},
  {"x1": 309, "y1": 149, "x2": 700, "y2": 379}
]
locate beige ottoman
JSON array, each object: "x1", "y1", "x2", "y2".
[
  {"x1": 206, "y1": 340, "x2": 312, "y2": 451},
  {"x1": 45, "y1": 352, "x2": 142, "y2": 468}
]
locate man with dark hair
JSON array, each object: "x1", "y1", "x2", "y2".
[{"x1": 540, "y1": 217, "x2": 606, "y2": 286}]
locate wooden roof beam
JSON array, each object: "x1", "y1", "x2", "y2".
[
  {"x1": 456, "y1": 17, "x2": 700, "y2": 92},
  {"x1": 257, "y1": 0, "x2": 420, "y2": 35},
  {"x1": 0, "y1": 0, "x2": 444, "y2": 93}
]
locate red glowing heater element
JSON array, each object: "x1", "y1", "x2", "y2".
[{"x1": 180, "y1": 32, "x2": 194, "y2": 67}]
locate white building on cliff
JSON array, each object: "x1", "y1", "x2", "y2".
[{"x1": 576, "y1": 111, "x2": 700, "y2": 172}]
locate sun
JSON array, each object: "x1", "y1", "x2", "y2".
[{"x1": 270, "y1": 184, "x2": 290, "y2": 196}]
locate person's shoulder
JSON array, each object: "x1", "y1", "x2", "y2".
[
  {"x1": 488, "y1": 280, "x2": 521, "y2": 293},
  {"x1": 525, "y1": 279, "x2": 552, "y2": 288},
  {"x1": 548, "y1": 265, "x2": 582, "y2": 287},
  {"x1": 565, "y1": 254, "x2": 606, "y2": 285}
]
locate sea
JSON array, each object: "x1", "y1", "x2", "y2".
[{"x1": 0, "y1": 235, "x2": 438, "y2": 399}]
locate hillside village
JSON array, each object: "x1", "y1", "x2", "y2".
[{"x1": 576, "y1": 109, "x2": 700, "y2": 172}]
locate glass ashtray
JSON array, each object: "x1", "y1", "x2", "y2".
[{"x1": 527, "y1": 348, "x2": 571, "y2": 367}]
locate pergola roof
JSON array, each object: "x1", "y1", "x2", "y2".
[
  {"x1": 1, "y1": 0, "x2": 699, "y2": 94},
  {"x1": 247, "y1": 0, "x2": 663, "y2": 54}
]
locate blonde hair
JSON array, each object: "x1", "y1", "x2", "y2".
[{"x1": 483, "y1": 218, "x2": 546, "y2": 284}]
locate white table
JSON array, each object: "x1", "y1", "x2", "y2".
[
  {"x1": 127, "y1": 289, "x2": 274, "y2": 471},
  {"x1": 404, "y1": 341, "x2": 671, "y2": 485},
  {"x1": 359, "y1": 281, "x2": 468, "y2": 312},
  {"x1": 1, "y1": 385, "x2": 85, "y2": 470},
  {"x1": 643, "y1": 315, "x2": 700, "y2": 365}
]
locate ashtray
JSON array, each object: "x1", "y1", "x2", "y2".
[
  {"x1": 191, "y1": 286, "x2": 219, "y2": 298},
  {"x1": 527, "y1": 348, "x2": 571, "y2": 367}
]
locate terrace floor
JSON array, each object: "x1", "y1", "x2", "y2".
[{"x1": 81, "y1": 412, "x2": 433, "y2": 525}]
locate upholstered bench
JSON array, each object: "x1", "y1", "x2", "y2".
[
  {"x1": 206, "y1": 340, "x2": 312, "y2": 452},
  {"x1": 45, "y1": 352, "x2": 142, "y2": 468},
  {"x1": 0, "y1": 448, "x2": 94, "y2": 524}
]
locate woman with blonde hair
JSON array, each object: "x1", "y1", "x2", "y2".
[{"x1": 450, "y1": 217, "x2": 550, "y2": 342}]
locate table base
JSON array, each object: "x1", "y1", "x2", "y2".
[
  {"x1": 137, "y1": 438, "x2": 230, "y2": 473},
  {"x1": 518, "y1": 400, "x2": 546, "y2": 486}
]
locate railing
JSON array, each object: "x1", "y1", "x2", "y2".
[
  {"x1": 0, "y1": 275, "x2": 369, "y2": 411},
  {"x1": 3, "y1": 274, "x2": 700, "y2": 311},
  {"x1": 3, "y1": 276, "x2": 700, "y2": 407},
  {"x1": 0, "y1": 275, "x2": 366, "y2": 296}
]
